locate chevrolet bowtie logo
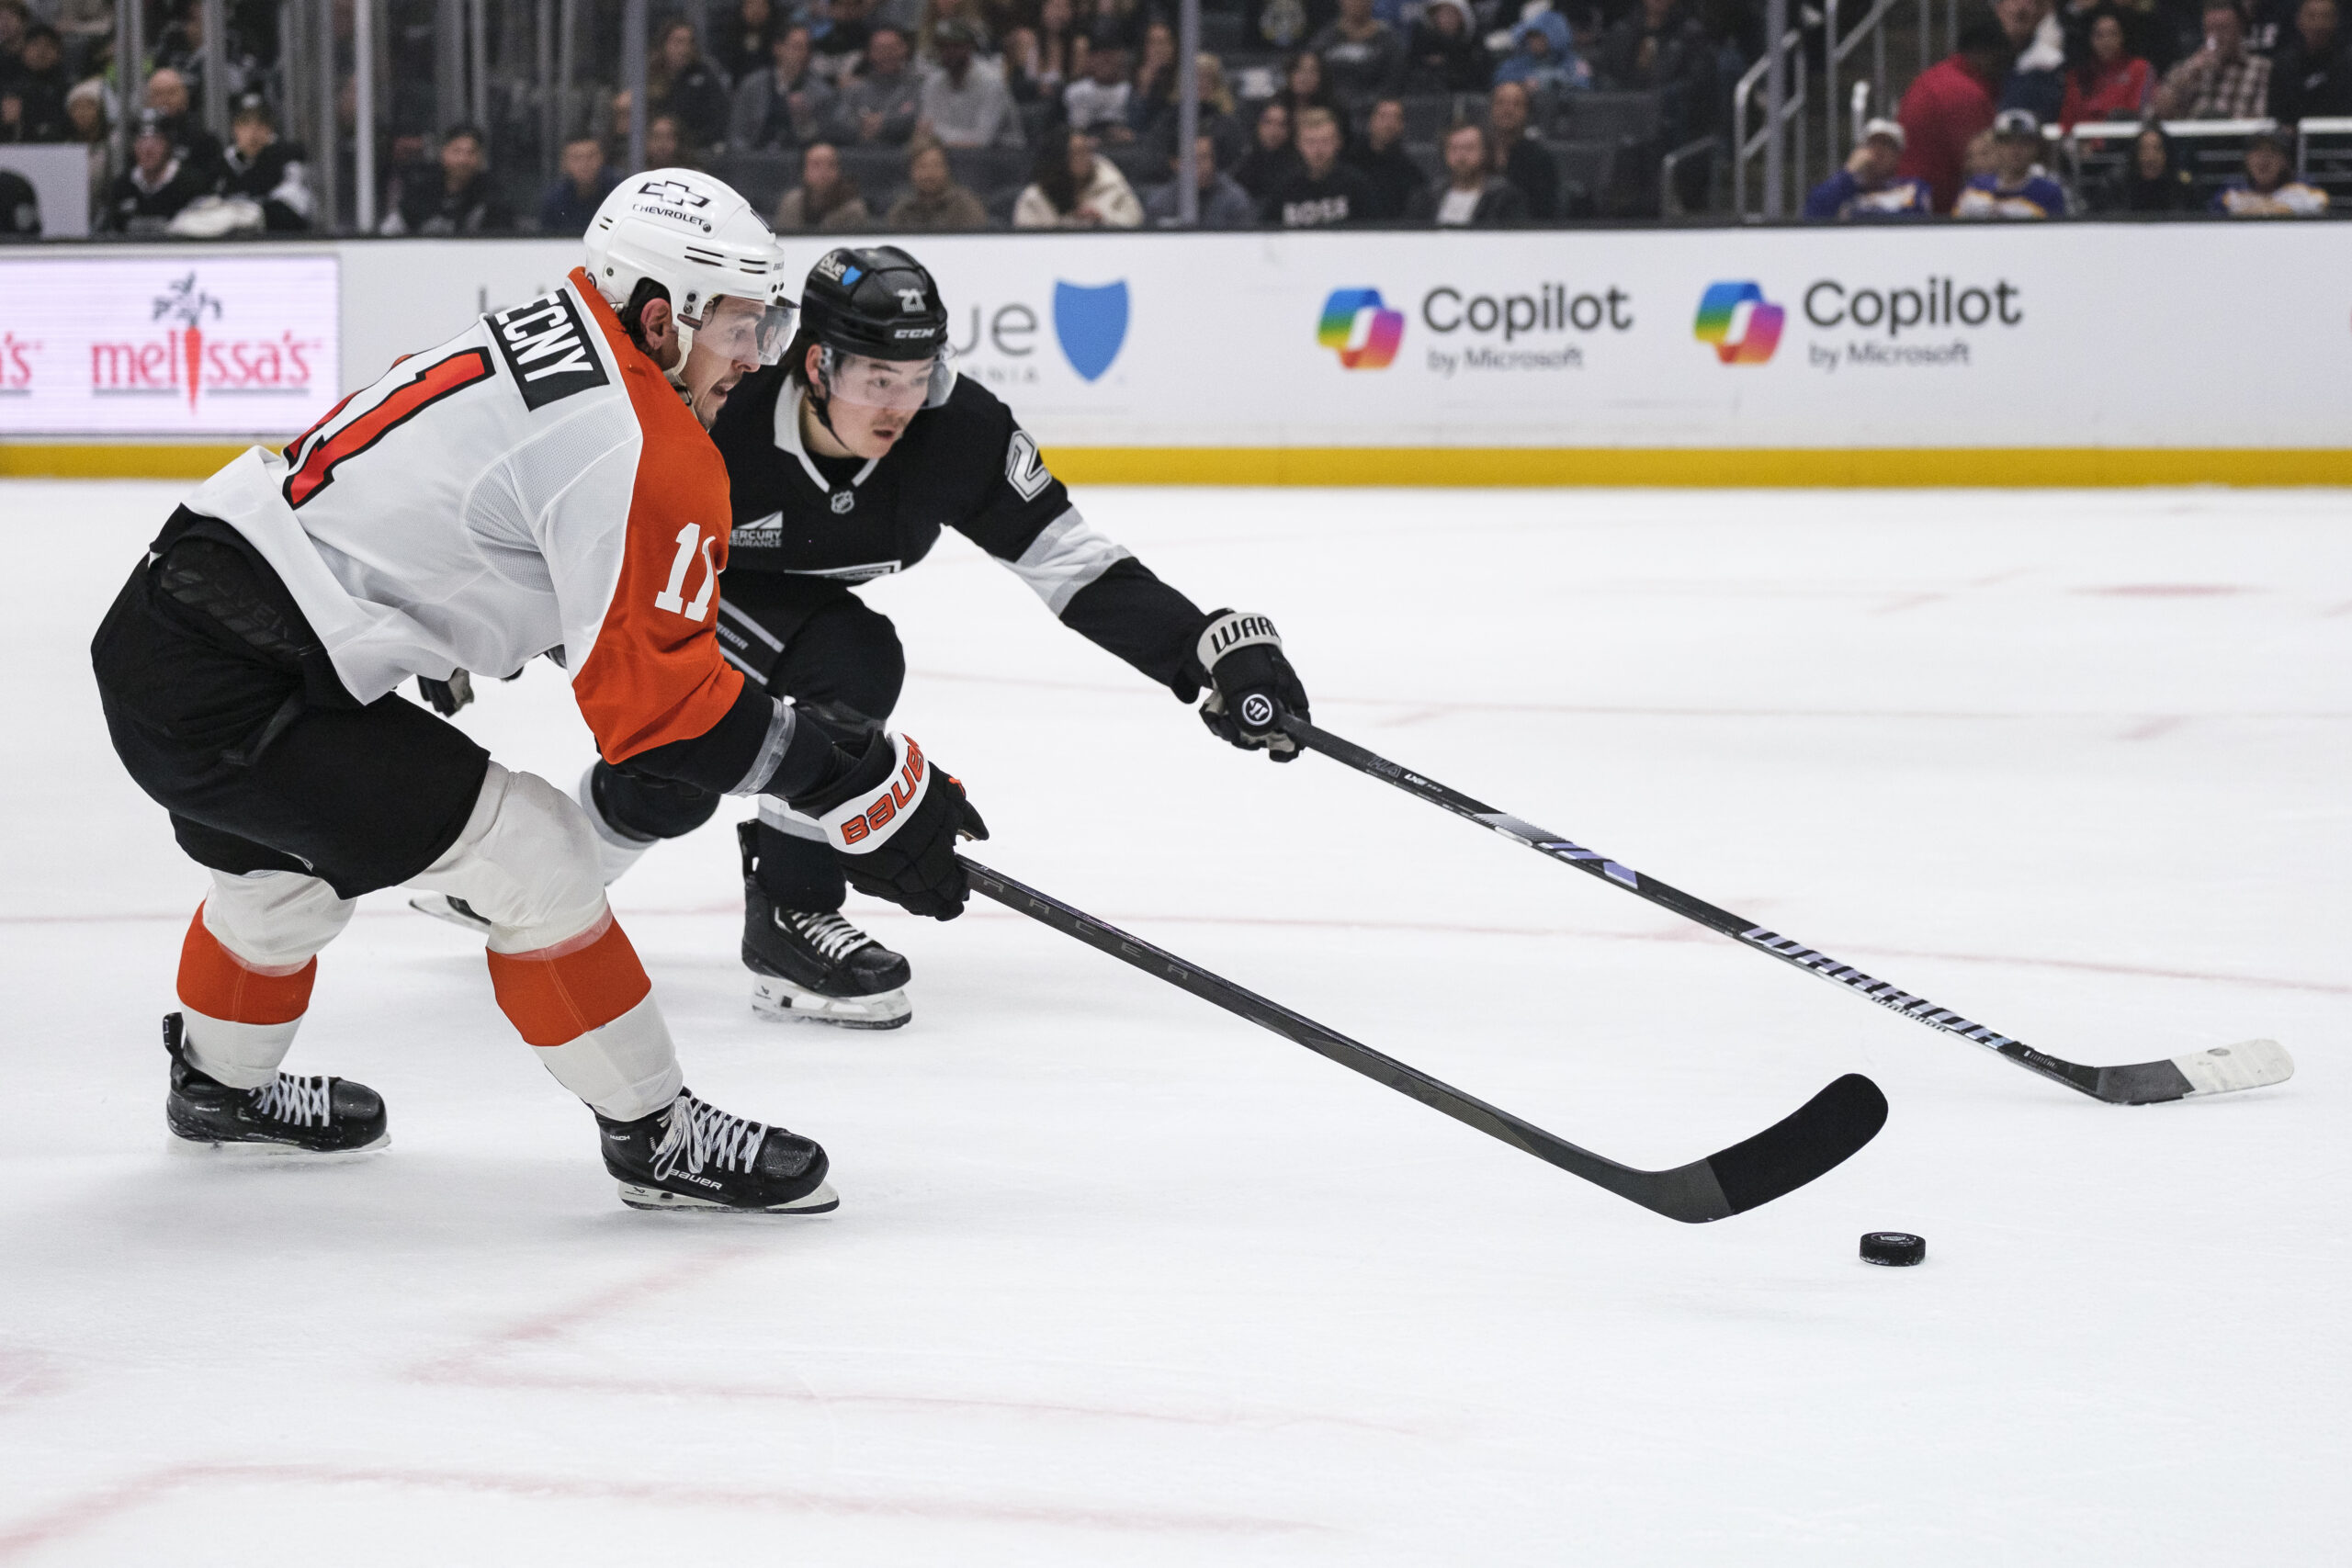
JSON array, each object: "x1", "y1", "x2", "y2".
[{"x1": 635, "y1": 177, "x2": 710, "y2": 208}]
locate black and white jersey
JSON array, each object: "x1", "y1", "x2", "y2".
[{"x1": 711, "y1": 365, "x2": 1211, "y2": 695}]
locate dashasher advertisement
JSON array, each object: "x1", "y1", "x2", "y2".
[{"x1": 0, "y1": 254, "x2": 338, "y2": 435}]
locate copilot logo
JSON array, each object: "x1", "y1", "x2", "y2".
[
  {"x1": 1317, "y1": 288, "x2": 1406, "y2": 369},
  {"x1": 1692, "y1": 281, "x2": 1785, "y2": 365}
]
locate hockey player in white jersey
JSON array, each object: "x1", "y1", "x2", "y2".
[{"x1": 89, "y1": 170, "x2": 987, "y2": 1213}]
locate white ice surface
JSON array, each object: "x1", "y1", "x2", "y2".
[{"x1": 1, "y1": 481, "x2": 2345, "y2": 1563}]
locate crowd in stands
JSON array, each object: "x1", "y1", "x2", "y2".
[
  {"x1": 0, "y1": 0, "x2": 2342, "y2": 237},
  {"x1": 1812, "y1": 0, "x2": 2344, "y2": 220}
]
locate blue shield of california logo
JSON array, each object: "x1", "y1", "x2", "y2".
[{"x1": 1051, "y1": 280, "x2": 1129, "y2": 382}]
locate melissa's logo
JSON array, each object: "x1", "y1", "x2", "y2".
[
  {"x1": 1317, "y1": 288, "x2": 1404, "y2": 369},
  {"x1": 1693, "y1": 281, "x2": 1784, "y2": 366}
]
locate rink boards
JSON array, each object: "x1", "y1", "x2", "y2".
[{"x1": 1, "y1": 223, "x2": 2346, "y2": 484}]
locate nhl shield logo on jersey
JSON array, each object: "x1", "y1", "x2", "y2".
[{"x1": 830, "y1": 490, "x2": 856, "y2": 514}]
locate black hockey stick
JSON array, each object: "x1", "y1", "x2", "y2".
[
  {"x1": 1279, "y1": 716, "x2": 2292, "y2": 1106},
  {"x1": 960, "y1": 857, "x2": 1886, "y2": 1223}
]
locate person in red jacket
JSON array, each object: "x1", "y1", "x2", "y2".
[
  {"x1": 1897, "y1": 18, "x2": 2013, "y2": 211},
  {"x1": 2060, "y1": 6, "x2": 2154, "y2": 128}
]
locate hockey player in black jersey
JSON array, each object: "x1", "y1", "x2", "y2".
[{"x1": 517, "y1": 245, "x2": 1308, "y2": 1028}]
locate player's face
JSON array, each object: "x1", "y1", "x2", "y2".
[
  {"x1": 683, "y1": 296, "x2": 791, "y2": 426},
  {"x1": 815, "y1": 348, "x2": 942, "y2": 457}
]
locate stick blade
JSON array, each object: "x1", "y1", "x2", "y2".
[
  {"x1": 2092, "y1": 1038, "x2": 2294, "y2": 1105},
  {"x1": 1698, "y1": 1073, "x2": 1890, "y2": 1220}
]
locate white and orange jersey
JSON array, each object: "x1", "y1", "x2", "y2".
[{"x1": 181, "y1": 266, "x2": 743, "y2": 765}]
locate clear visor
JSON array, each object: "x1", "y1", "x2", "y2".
[
  {"x1": 684, "y1": 293, "x2": 798, "y2": 367},
  {"x1": 819, "y1": 345, "x2": 956, "y2": 411}
]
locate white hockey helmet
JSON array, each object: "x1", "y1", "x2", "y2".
[{"x1": 583, "y1": 168, "x2": 796, "y2": 366}]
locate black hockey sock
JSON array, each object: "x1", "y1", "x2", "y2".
[{"x1": 752, "y1": 820, "x2": 846, "y2": 912}]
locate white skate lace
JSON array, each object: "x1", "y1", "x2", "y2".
[
  {"x1": 786, "y1": 909, "x2": 871, "y2": 964},
  {"x1": 650, "y1": 1096, "x2": 767, "y2": 1180},
  {"x1": 250, "y1": 1074, "x2": 333, "y2": 1127}
]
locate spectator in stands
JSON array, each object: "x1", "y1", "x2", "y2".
[
  {"x1": 2060, "y1": 6, "x2": 2154, "y2": 126},
  {"x1": 0, "y1": 0, "x2": 24, "y2": 80},
  {"x1": 2098, "y1": 120, "x2": 2199, "y2": 207},
  {"x1": 1013, "y1": 125, "x2": 1143, "y2": 225},
  {"x1": 1261, "y1": 103, "x2": 1379, "y2": 225},
  {"x1": 1996, "y1": 0, "x2": 2069, "y2": 123},
  {"x1": 2211, "y1": 125, "x2": 2332, "y2": 209},
  {"x1": 644, "y1": 113, "x2": 695, "y2": 170},
  {"x1": 917, "y1": 0, "x2": 995, "y2": 62},
  {"x1": 104, "y1": 111, "x2": 206, "y2": 233},
  {"x1": 0, "y1": 23, "x2": 69, "y2": 142},
  {"x1": 64, "y1": 78, "x2": 107, "y2": 210},
  {"x1": 1144, "y1": 131, "x2": 1259, "y2": 226},
  {"x1": 733, "y1": 26, "x2": 836, "y2": 151},
  {"x1": 835, "y1": 25, "x2": 924, "y2": 144},
  {"x1": 1275, "y1": 50, "x2": 1345, "y2": 139},
  {"x1": 217, "y1": 95, "x2": 311, "y2": 231},
  {"x1": 649, "y1": 19, "x2": 731, "y2": 152},
  {"x1": 144, "y1": 68, "x2": 225, "y2": 178},
  {"x1": 1804, "y1": 116, "x2": 1934, "y2": 217},
  {"x1": 1346, "y1": 96, "x2": 1422, "y2": 219},
  {"x1": 2270, "y1": 0, "x2": 2352, "y2": 119},
  {"x1": 153, "y1": 0, "x2": 257, "y2": 125},
  {"x1": 1598, "y1": 0, "x2": 1720, "y2": 146},
  {"x1": 1064, "y1": 42, "x2": 1133, "y2": 137},
  {"x1": 1144, "y1": 54, "x2": 1244, "y2": 166},
  {"x1": 1405, "y1": 0, "x2": 1489, "y2": 94},
  {"x1": 1487, "y1": 80, "x2": 1561, "y2": 220},
  {"x1": 1126, "y1": 20, "x2": 1181, "y2": 140},
  {"x1": 886, "y1": 138, "x2": 990, "y2": 226},
  {"x1": 2064, "y1": 0, "x2": 2177, "y2": 74},
  {"x1": 1955, "y1": 107, "x2": 2068, "y2": 215},
  {"x1": 1496, "y1": 11, "x2": 1590, "y2": 98},
  {"x1": 1419, "y1": 120, "x2": 1528, "y2": 225},
  {"x1": 1312, "y1": 0, "x2": 1407, "y2": 115},
  {"x1": 809, "y1": 0, "x2": 876, "y2": 83},
  {"x1": 380, "y1": 123, "x2": 512, "y2": 234},
  {"x1": 718, "y1": 0, "x2": 778, "y2": 84},
  {"x1": 1897, "y1": 17, "x2": 2009, "y2": 212},
  {"x1": 1233, "y1": 98, "x2": 1303, "y2": 200},
  {"x1": 1023, "y1": 0, "x2": 1083, "y2": 106},
  {"x1": 2154, "y1": 0, "x2": 2271, "y2": 116},
  {"x1": 775, "y1": 140, "x2": 874, "y2": 229},
  {"x1": 0, "y1": 164, "x2": 37, "y2": 238},
  {"x1": 540, "y1": 134, "x2": 619, "y2": 235},
  {"x1": 1088, "y1": 0, "x2": 1147, "y2": 54},
  {"x1": 921, "y1": 19, "x2": 1022, "y2": 146}
]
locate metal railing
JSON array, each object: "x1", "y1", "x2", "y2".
[
  {"x1": 1824, "y1": 0, "x2": 1961, "y2": 164},
  {"x1": 1733, "y1": 26, "x2": 1807, "y2": 220}
]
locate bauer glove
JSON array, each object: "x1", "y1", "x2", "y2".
[
  {"x1": 1197, "y1": 610, "x2": 1310, "y2": 761},
  {"x1": 788, "y1": 730, "x2": 988, "y2": 920}
]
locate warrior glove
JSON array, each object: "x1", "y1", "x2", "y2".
[{"x1": 1196, "y1": 610, "x2": 1310, "y2": 761}]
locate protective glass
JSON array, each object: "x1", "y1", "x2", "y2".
[
  {"x1": 686, "y1": 293, "x2": 798, "y2": 367},
  {"x1": 820, "y1": 345, "x2": 956, "y2": 411}
]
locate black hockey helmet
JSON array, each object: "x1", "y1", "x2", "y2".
[{"x1": 799, "y1": 245, "x2": 948, "y2": 363}]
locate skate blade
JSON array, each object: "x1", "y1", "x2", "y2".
[
  {"x1": 751, "y1": 976, "x2": 911, "y2": 1031},
  {"x1": 168, "y1": 1130, "x2": 390, "y2": 1163},
  {"x1": 409, "y1": 894, "x2": 492, "y2": 933},
  {"x1": 616, "y1": 1179, "x2": 840, "y2": 1213}
]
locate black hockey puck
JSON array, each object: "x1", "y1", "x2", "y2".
[{"x1": 1860, "y1": 1231, "x2": 1926, "y2": 1267}]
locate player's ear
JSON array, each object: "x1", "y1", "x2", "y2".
[{"x1": 637, "y1": 297, "x2": 679, "y2": 368}]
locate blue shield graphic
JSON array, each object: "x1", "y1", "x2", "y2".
[{"x1": 1052, "y1": 280, "x2": 1128, "y2": 382}]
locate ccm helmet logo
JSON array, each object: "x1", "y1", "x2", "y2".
[
  {"x1": 836, "y1": 738, "x2": 927, "y2": 845},
  {"x1": 635, "y1": 177, "x2": 711, "y2": 208}
]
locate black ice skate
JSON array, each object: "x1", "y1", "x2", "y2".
[
  {"x1": 163, "y1": 1012, "x2": 390, "y2": 1156},
  {"x1": 597, "y1": 1089, "x2": 838, "y2": 1213},
  {"x1": 740, "y1": 823, "x2": 911, "y2": 1029}
]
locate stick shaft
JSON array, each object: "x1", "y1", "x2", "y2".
[{"x1": 1282, "y1": 716, "x2": 2101, "y2": 1097}]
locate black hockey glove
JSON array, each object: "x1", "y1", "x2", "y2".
[
  {"x1": 787, "y1": 731, "x2": 988, "y2": 920},
  {"x1": 1196, "y1": 610, "x2": 1310, "y2": 761},
  {"x1": 416, "y1": 670, "x2": 474, "y2": 716}
]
